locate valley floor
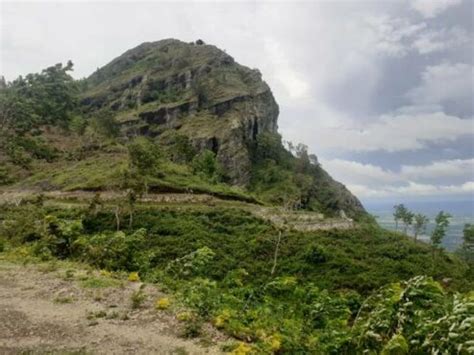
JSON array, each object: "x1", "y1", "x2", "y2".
[{"x1": 0, "y1": 261, "x2": 224, "y2": 354}]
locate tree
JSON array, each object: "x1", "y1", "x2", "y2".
[
  {"x1": 413, "y1": 213, "x2": 429, "y2": 241},
  {"x1": 431, "y1": 211, "x2": 451, "y2": 250},
  {"x1": 460, "y1": 224, "x2": 474, "y2": 263},
  {"x1": 295, "y1": 143, "x2": 311, "y2": 173},
  {"x1": 191, "y1": 149, "x2": 222, "y2": 182},
  {"x1": 402, "y1": 210, "x2": 414, "y2": 235},
  {"x1": 393, "y1": 204, "x2": 407, "y2": 231},
  {"x1": 91, "y1": 109, "x2": 119, "y2": 138},
  {"x1": 127, "y1": 137, "x2": 162, "y2": 195},
  {"x1": 0, "y1": 61, "x2": 77, "y2": 132}
]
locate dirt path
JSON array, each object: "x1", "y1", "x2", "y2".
[
  {"x1": 0, "y1": 189, "x2": 355, "y2": 231},
  {"x1": 0, "y1": 261, "x2": 224, "y2": 354}
]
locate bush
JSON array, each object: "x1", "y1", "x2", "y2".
[
  {"x1": 166, "y1": 247, "x2": 216, "y2": 278},
  {"x1": 191, "y1": 149, "x2": 223, "y2": 182},
  {"x1": 304, "y1": 244, "x2": 329, "y2": 264},
  {"x1": 73, "y1": 228, "x2": 148, "y2": 270}
]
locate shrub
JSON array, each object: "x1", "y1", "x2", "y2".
[
  {"x1": 191, "y1": 150, "x2": 223, "y2": 182},
  {"x1": 130, "y1": 287, "x2": 147, "y2": 309},
  {"x1": 73, "y1": 228, "x2": 147, "y2": 271},
  {"x1": 155, "y1": 297, "x2": 171, "y2": 310},
  {"x1": 165, "y1": 247, "x2": 216, "y2": 278},
  {"x1": 128, "y1": 272, "x2": 140, "y2": 282},
  {"x1": 304, "y1": 244, "x2": 329, "y2": 264}
]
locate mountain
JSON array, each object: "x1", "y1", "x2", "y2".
[
  {"x1": 80, "y1": 39, "x2": 364, "y2": 217},
  {"x1": 0, "y1": 39, "x2": 472, "y2": 354},
  {"x1": 0, "y1": 38, "x2": 364, "y2": 218},
  {"x1": 81, "y1": 39, "x2": 278, "y2": 185}
]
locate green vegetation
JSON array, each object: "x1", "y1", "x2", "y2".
[
  {"x1": 0, "y1": 39, "x2": 472, "y2": 353},
  {"x1": 0, "y1": 201, "x2": 472, "y2": 353},
  {"x1": 431, "y1": 211, "x2": 452, "y2": 250}
]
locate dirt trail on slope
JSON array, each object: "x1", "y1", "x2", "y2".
[
  {"x1": 0, "y1": 261, "x2": 224, "y2": 354},
  {"x1": 0, "y1": 189, "x2": 355, "y2": 231}
]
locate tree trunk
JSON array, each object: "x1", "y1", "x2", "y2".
[{"x1": 115, "y1": 206, "x2": 121, "y2": 231}]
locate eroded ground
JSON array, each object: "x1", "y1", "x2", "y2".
[{"x1": 0, "y1": 261, "x2": 224, "y2": 354}]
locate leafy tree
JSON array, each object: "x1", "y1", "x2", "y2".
[
  {"x1": 254, "y1": 132, "x2": 285, "y2": 163},
  {"x1": 128, "y1": 137, "x2": 162, "y2": 175},
  {"x1": 127, "y1": 137, "x2": 162, "y2": 194},
  {"x1": 431, "y1": 211, "x2": 451, "y2": 250},
  {"x1": 0, "y1": 88, "x2": 38, "y2": 133},
  {"x1": 460, "y1": 224, "x2": 474, "y2": 264},
  {"x1": 393, "y1": 204, "x2": 407, "y2": 231},
  {"x1": 413, "y1": 213, "x2": 429, "y2": 241},
  {"x1": 294, "y1": 143, "x2": 311, "y2": 173},
  {"x1": 402, "y1": 210, "x2": 414, "y2": 235},
  {"x1": 191, "y1": 149, "x2": 222, "y2": 182},
  {"x1": 0, "y1": 62, "x2": 77, "y2": 132},
  {"x1": 90, "y1": 109, "x2": 119, "y2": 138}
]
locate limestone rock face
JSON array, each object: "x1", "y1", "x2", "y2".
[
  {"x1": 80, "y1": 39, "x2": 366, "y2": 217},
  {"x1": 82, "y1": 39, "x2": 279, "y2": 185}
]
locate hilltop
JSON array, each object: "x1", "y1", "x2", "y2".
[
  {"x1": 0, "y1": 39, "x2": 472, "y2": 354},
  {"x1": 0, "y1": 38, "x2": 364, "y2": 219}
]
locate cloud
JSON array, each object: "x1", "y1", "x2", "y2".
[
  {"x1": 322, "y1": 157, "x2": 473, "y2": 185},
  {"x1": 262, "y1": 37, "x2": 311, "y2": 102},
  {"x1": 407, "y1": 62, "x2": 474, "y2": 106},
  {"x1": 311, "y1": 110, "x2": 473, "y2": 153},
  {"x1": 320, "y1": 159, "x2": 399, "y2": 185},
  {"x1": 1, "y1": 1, "x2": 472, "y2": 202},
  {"x1": 412, "y1": 27, "x2": 470, "y2": 54},
  {"x1": 411, "y1": 0, "x2": 462, "y2": 18},
  {"x1": 321, "y1": 157, "x2": 474, "y2": 199},
  {"x1": 360, "y1": 15, "x2": 426, "y2": 57},
  {"x1": 348, "y1": 181, "x2": 474, "y2": 199},
  {"x1": 401, "y1": 158, "x2": 474, "y2": 180}
]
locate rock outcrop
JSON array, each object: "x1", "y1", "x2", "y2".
[
  {"x1": 81, "y1": 39, "x2": 278, "y2": 185},
  {"x1": 80, "y1": 39, "x2": 366, "y2": 217}
]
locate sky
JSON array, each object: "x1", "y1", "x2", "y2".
[{"x1": 1, "y1": 0, "x2": 473, "y2": 204}]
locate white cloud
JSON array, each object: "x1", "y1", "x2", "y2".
[
  {"x1": 348, "y1": 181, "x2": 474, "y2": 199},
  {"x1": 262, "y1": 37, "x2": 311, "y2": 102},
  {"x1": 411, "y1": 0, "x2": 462, "y2": 18},
  {"x1": 401, "y1": 159, "x2": 474, "y2": 180},
  {"x1": 412, "y1": 27, "x2": 470, "y2": 54},
  {"x1": 407, "y1": 62, "x2": 474, "y2": 105},
  {"x1": 322, "y1": 158, "x2": 473, "y2": 186},
  {"x1": 320, "y1": 159, "x2": 399, "y2": 185},
  {"x1": 311, "y1": 110, "x2": 473, "y2": 153},
  {"x1": 360, "y1": 15, "x2": 426, "y2": 57},
  {"x1": 321, "y1": 158, "x2": 474, "y2": 199}
]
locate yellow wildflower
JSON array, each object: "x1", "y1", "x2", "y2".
[
  {"x1": 155, "y1": 297, "x2": 170, "y2": 310},
  {"x1": 128, "y1": 272, "x2": 140, "y2": 282},
  {"x1": 231, "y1": 342, "x2": 253, "y2": 355}
]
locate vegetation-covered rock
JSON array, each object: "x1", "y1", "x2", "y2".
[{"x1": 0, "y1": 38, "x2": 365, "y2": 218}]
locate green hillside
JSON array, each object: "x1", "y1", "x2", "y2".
[{"x1": 0, "y1": 39, "x2": 472, "y2": 354}]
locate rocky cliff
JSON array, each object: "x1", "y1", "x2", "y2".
[
  {"x1": 79, "y1": 39, "x2": 365, "y2": 217},
  {"x1": 81, "y1": 39, "x2": 278, "y2": 185}
]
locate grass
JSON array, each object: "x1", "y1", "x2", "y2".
[
  {"x1": 130, "y1": 286, "x2": 147, "y2": 309},
  {"x1": 54, "y1": 295, "x2": 75, "y2": 304},
  {"x1": 1, "y1": 200, "x2": 471, "y2": 353},
  {"x1": 80, "y1": 276, "x2": 122, "y2": 289},
  {"x1": 18, "y1": 153, "x2": 128, "y2": 191}
]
